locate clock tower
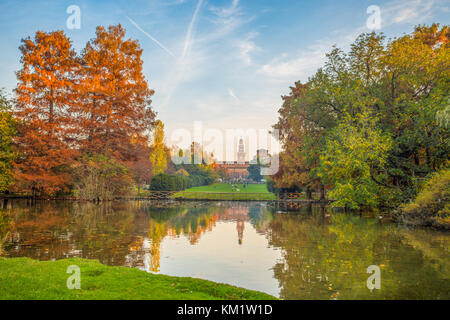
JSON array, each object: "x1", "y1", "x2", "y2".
[{"x1": 237, "y1": 138, "x2": 246, "y2": 163}]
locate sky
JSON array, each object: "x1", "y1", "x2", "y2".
[{"x1": 0, "y1": 0, "x2": 449, "y2": 160}]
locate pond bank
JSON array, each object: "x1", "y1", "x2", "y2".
[{"x1": 0, "y1": 257, "x2": 276, "y2": 300}]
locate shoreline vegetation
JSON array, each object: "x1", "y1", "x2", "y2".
[
  {"x1": 396, "y1": 168, "x2": 450, "y2": 229},
  {"x1": 0, "y1": 23, "x2": 448, "y2": 232},
  {"x1": 268, "y1": 24, "x2": 449, "y2": 229},
  {"x1": 0, "y1": 257, "x2": 276, "y2": 300}
]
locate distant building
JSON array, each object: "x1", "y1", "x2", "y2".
[
  {"x1": 220, "y1": 162, "x2": 250, "y2": 180},
  {"x1": 237, "y1": 138, "x2": 246, "y2": 163},
  {"x1": 217, "y1": 138, "x2": 249, "y2": 180}
]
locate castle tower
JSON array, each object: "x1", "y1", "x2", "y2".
[{"x1": 237, "y1": 138, "x2": 245, "y2": 163}]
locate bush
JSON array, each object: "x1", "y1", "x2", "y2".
[
  {"x1": 72, "y1": 154, "x2": 134, "y2": 201},
  {"x1": 266, "y1": 177, "x2": 279, "y2": 194},
  {"x1": 176, "y1": 164, "x2": 218, "y2": 187},
  {"x1": 149, "y1": 173, "x2": 189, "y2": 191},
  {"x1": 397, "y1": 167, "x2": 450, "y2": 229},
  {"x1": 149, "y1": 165, "x2": 219, "y2": 191}
]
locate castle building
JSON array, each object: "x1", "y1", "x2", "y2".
[
  {"x1": 218, "y1": 138, "x2": 250, "y2": 181},
  {"x1": 237, "y1": 138, "x2": 246, "y2": 163}
]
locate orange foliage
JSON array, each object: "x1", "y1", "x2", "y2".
[
  {"x1": 13, "y1": 31, "x2": 79, "y2": 195},
  {"x1": 12, "y1": 25, "x2": 156, "y2": 196},
  {"x1": 75, "y1": 25, "x2": 155, "y2": 161}
]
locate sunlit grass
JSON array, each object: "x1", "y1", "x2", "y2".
[
  {"x1": 0, "y1": 257, "x2": 277, "y2": 300},
  {"x1": 172, "y1": 183, "x2": 277, "y2": 200}
]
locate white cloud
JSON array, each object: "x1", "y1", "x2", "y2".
[
  {"x1": 210, "y1": 0, "x2": 240, "y2": 19},
  {"x1": 197, "y1": 0, "x2": 249, "y2": 43},
  {"x1": 228, "y1": 88, "x2": 240, "y2": 103},
  {"x1": 257, "y1": 42, "x2": 328, "y2": 81},
  {"x1": 236, "y1": 32, "x2": 260, "y2": 65},
  {"x1": 381, "y1": 0, "x2": 439, "y2": 27},
  {"x1": 259, "y1": 53, "x2": 324, "y2": 80}
]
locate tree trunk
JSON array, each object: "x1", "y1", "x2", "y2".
[
  {"x1": 306, "y1": 188, "x2": 312, "y2": 200},
  {"x1": 320, "y1": 184, "x2": 326, "y2": 200},
  {"x1": 306, "y1": 203, "x2": 312, "y2": 215}
]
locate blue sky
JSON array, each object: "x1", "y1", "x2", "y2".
[{"x1": 0, "y1": 0, "x2": 449, "y2": 159}]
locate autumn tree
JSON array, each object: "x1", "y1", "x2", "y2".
[
  {"x1": 274, "y1": 82, "x2": 324, "y2": 199},
  {"x1": 150, "y1": 120, "x2": 167, "y2": 175},
  {"x1": 75, "y1": 24, "x2": 155, "y2": 161},
  {"x1": 126, "y1": 134, "x2": 153, "y2": 193},
  {"x1": 13, "y1": 31, "x2": 78, "y2": 196},
  {"x1": 69, "y1": 24, "x2": 156, "y2": 198}
]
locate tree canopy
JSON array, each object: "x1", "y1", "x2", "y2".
[{"x1": 274, "y1": 24, "x2": 449, "y2": 209}]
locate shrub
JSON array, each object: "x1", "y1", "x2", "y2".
[
  {"x1": 72, "y1": 154, "x2": 134, "y2": 201},
  {"x1": 397, "y1": 167, "x2": 450, "y2": 229},
  {"x1": 149, "y1": 173, "x2": 189, "y2": 191}
]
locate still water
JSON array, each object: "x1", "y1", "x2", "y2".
[{"x1": 0, "y1": 200, "x2": 449, "y2": 299}]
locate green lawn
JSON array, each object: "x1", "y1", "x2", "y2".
[
  {"x1": 172, "y1": 183, "x2": 277, "y2": 200},
  {"x1": 0, "y1": 257, "x2": 276, "y2": 300},
  {"x1": 182, "y1": 183, "x2": 271, "y2": 193}
]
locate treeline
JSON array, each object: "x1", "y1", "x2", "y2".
[
  {"x1": 272, "y1": 24, "x2": 449, "y2": 222},
  {"x1": 0, "y1": 25, "x2": 156, "y2": 199},
  {"x1": 149, "y1": 165, "x2": 218, "y2": 191}
]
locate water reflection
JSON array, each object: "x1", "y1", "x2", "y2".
[{"x1": 0, "y1": 199, "x2": 448, "y2": 299}]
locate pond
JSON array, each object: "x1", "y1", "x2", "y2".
[{"x1": 0, "y1": 199, "x2": 449, "y2": 299}]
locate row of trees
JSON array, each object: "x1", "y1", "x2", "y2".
[
  {"x1": 149, "y1": 164, "x2": 218, "y2": 191},
  {"x1": 0, "y1": 25, "x2": 156, "y2": 198},
  {"x1": 272, "y1": 24, "x2": 449, "y2": 210}
]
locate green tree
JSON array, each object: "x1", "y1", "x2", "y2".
[
  {"x1": 0, "y1": 91, "x2": 16, "y2": 192},
  {"x1": 273, "y1": 25, "x2": 449, "y2": 208},
  {"x1": 317, "y1": 108, "x2": 392, "y2": 209},
  {"x1": 247, "y1": 164, "x2": 262, "y2": 182}
]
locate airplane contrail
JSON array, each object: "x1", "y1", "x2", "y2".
[
  {"x1": 161, "y1": 0, "x2": 204, "y2": 109},
  {"x1": 126, "y1": 16, "x2": 176, "y2": 58},
  {"x1": 181, "y1": 0, "x2": 204, "y2": 58}
]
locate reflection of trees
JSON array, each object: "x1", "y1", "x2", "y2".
[
  {"x1": 2, "y1": 200, "x2": 150, "y2": 267},
  {"x1": 247, "y1": 205, "x2": 273, "y2": 233},
  {"x1": 68, "y1": 201, "x2": 150, "y2": 266},
  {"x1": 4, "y1": 200, "x2": 447, "y2": 299},
  {"x1": 1, "y1": 201, "x2": 257, "y2": 273},
  {"x1": 268, "y1": 209, "x2": 450, "y2": 299},
  {"x1": 145, "y1": 205, "x2": 222, "y2": 272},
  {"x1": 0, "y1": 201, "x2": 13, "y2": 255}
]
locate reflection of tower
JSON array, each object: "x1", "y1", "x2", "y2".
[
  {"x1": 237, "y1": 138, "x2": 245, "y2": 163},
  {"x1": 237, "y1": 220, "x2": 245, "y2": 245}
]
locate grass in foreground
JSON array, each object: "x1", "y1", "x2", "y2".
[
  {"x1": 172, "y1": 183, "x2": 277, "y2": 200},
  {"x1": 0, "y1": 257, "x2": 276, "y2": 300}
]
